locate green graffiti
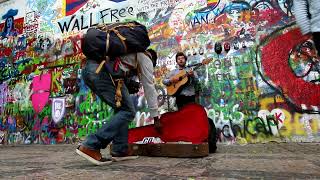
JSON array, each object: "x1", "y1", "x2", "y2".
[
  {"x1": 65, "y1": 130, "x2": 72, "y2": 138},
  {"x1": 64, "y1": 55, "x2": 82, "y2": 64},
  {"x1": 78, "y1": 114, "x2": 101, "y2": 136},
  {"x1": 78, "y1": 128, "x2": 87, "y2": 138},
  {"x1": 38, "y1": 106, "x2": 52, "y2": 119},
  {"x1": 77, "y1": 92, "x2": 114, "y2": 137},
  {"x1": 17, "y1": 64, "x2": 25, "y2": 72},
  {"x1": 128, "y1": 121, "x2": 136, "y2": 129}
]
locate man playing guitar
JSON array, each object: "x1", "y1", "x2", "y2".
[
  {"x1": 162, "y1": 52, "x2": 217, "y2": 153},
  {"x1": 162, "y1": 52, "x2": 198, "y2": 109}
]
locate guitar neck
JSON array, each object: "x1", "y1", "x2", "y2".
[
  {"x1": 186, "y1": 63, "x2": 203, "y2": 71},
  {"x1": 186, "y1": 63, "x2": 202, "y2": 69},
  {"x1": 181, "y1": 58, "x2": 213, "y2": 75}
]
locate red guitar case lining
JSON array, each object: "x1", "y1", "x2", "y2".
[{"x1": 128, "y1": 103, "x2": 209, "y2": 144}]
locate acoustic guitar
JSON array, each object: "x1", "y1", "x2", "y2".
[{"x1": 166, "y1": 58, "x2": 213, "y2": 96}]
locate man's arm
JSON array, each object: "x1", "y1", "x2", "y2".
[
  {"x1": 293, "y1": 0, "x2": 311, "y2": 35},
  {"x1": 137, "y1": 53, "x2": 159, "y2": 118}
]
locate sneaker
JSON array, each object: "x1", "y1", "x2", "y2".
[
  {"x1": 110, "y1": 151, "x2": 138, "y2": 162},
  {"x1": 76, "y1": 146, "x2": 112, "y2": 166}
]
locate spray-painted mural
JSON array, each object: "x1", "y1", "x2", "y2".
[{"x1": 0, "y1": 0, "x2": 319, "y2": 145}]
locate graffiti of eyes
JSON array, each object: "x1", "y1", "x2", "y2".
[
  {"x1": 41, "y1": 39, "x2": 51, "y2": 50},
  {"x1": 230, "y1": 10, "x2": 240, "y2": 16},
  {"x1": 255, "y1": 2, "x2": 273, "y2": 10}
]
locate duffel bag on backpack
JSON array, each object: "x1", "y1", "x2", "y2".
[{"x1": 82, "y1": 21, "x2": 150, "y2": 60}]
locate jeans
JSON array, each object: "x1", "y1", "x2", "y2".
[{"x1": 81, "y1": 60, "x2": 136, "y2": 153}]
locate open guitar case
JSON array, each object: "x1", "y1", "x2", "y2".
[{"x1": 111, "y1": 103, "x2": 217, "y2": 157}]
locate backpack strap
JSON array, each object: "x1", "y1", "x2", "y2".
[
  {"x1": 115, "y1": 79, "x2": 124, "y2": 108},
  {"x1": 95, "y1": 56, "x2": 110, "y2": 74},
  {"x1": 106, "y1": 33, "x2": 110, "y2": 55},
  {"x1": 94, "y1": 57, "x2": 125, "y2": 108},
  {"x1": 107, "y1": 73, "x2": 124, "y2": 108},
  {"x1": 143, "y1": 51, "x2": 152, "y2": 59},
  {"x1": 98, "y1": 22, "x2": 141, "y2": 55},
  {"x1": 110, "y1": 28, "x2": 127, "y2": 53},
  {"x1": 95, "y1": 60, "x2": 106, "y2": 74}
]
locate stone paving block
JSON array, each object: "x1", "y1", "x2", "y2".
[{"x1": 0, "y1": 143, "x2": 319, "y2": 179}]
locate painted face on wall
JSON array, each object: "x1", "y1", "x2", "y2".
[
  {"x1": 229, "y1": 9, "x2": 241, "y2": 18},
  {"x1": 228, "y1": 9, "x2": 242, "y2": 23},
  {"x1": 41, "y1": 38, "x2": 51, "y2": 50},
  {"x1": 215, "y1": 42, "x2": 222, "y2": 55},
  {"x1": 176, "y1": 55, "x2": 186, "y2": 68},
  {"x1": 6, "y1": 17, "x2": 13, "y2": 29},
  {"x1": 289, "y1": 40, "x2": 320, "y2": 82}
]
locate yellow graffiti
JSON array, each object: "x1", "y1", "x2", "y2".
[
  {"x1": 162, "y1": 27, "x2": 175, "y2": 38},
  {"x1": 62, "y1": 0, "x2": 66, "y2": 17},
  {"x1": 260, "y1": 96, "x2": 285, "y2": 109},
  {"x1": 248, "y1": 96, "x2": 320, "y2": 141},
  {"x1": 280, "y1": 110, "x2": 319, "y2": 137},
  {"x1": 51, "y1": 70, "x2": 62, "y2": 92},
  {"x1": 260, "y1": 96, "x2": 319, "y2": 137},
  {"x1": 240, "y1": 11, "x2": 252, "y2": 22}
]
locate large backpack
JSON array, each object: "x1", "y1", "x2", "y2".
[{"x1": 82, "y1": 21, "x2": 150, "y2": 61}]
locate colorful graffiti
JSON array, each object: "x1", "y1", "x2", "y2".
[{"x1": 0, "y1": 0, "x2": 319, "y2": 145}]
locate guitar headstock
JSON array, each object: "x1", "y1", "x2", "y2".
[
  {"x1": 201, "y1": 58, "x2": 213, "y2": 65},
  {"x1": 188, "y1": 58, "x2": 214, "y2": 70}
]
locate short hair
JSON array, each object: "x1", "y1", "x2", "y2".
[
  {"x1": 146, "y1": 48, "x2": 157, "y2": 67},
  {"x1": 175, "y1": 52, "x2": 187, "y2": 61}
]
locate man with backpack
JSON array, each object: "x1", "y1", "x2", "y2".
[
  {"x1": 293, "y1": 0, "x2": 320, "y2": 56},
  {"x1": 76, "y1": 22, "x2": 160, "y2": 165}
]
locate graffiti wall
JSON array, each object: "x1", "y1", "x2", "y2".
[{"x1": 0, "y1": 0, "x2": 319, "y2": 145}]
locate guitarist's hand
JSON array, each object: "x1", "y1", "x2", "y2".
[
  {"x1": 187, "y1": 70, "x2": 194, "y2": 76},
  {"x1": 170, "y1": 76, "x2": 180, "y2": 83}
]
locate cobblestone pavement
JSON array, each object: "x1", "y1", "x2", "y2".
[{"x1": 0, "y1": 143, "x2": 320, "y2": 179}]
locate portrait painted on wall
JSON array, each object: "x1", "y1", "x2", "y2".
[{"x1": 0, "y1": 9, "x2": 24, "y2": 38}]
